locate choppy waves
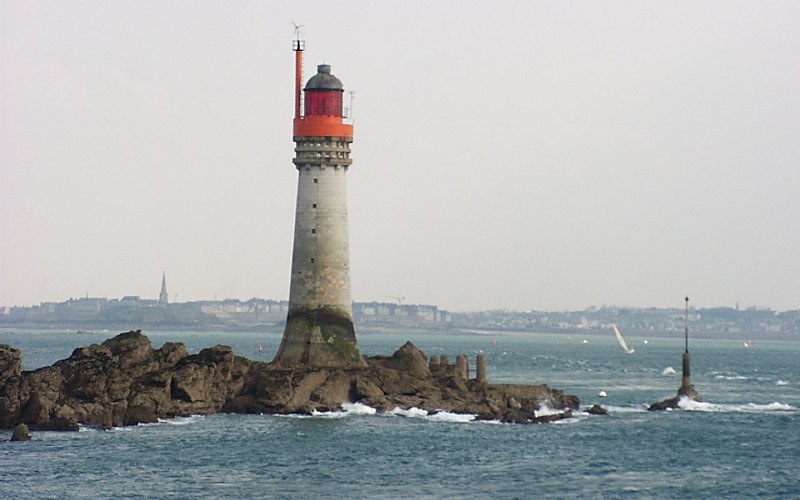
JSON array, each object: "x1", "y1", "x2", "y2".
[
  {"x1": 290, "y1": 402, "x2": 479, "y2": 423},
  {"x1": 677, "y1": 397, "x2": 797, "y2": 413}
]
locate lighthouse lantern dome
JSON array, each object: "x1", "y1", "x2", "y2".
[
  {"x1": 304, "y1": 64, "x2": 344, "y2": 91},
  {"x1": 303, "y1": 64, "x2": 345, "y2": 117}
]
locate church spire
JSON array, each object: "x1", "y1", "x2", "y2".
[{"x1": 158, "y1": 272, "x2": 168, "y2": 306}]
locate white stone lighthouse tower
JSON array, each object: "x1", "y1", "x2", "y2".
[{"x1": 272, "y1": 36, "x2": 365, "y2": 368}]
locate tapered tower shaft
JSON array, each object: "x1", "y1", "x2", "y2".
[{"x1": 273, "y1": 38, "x2": 365, "y2": 368}]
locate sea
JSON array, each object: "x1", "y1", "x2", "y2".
[{"x1": 1, "y1": 328, "x2": 798, "y2": 499}]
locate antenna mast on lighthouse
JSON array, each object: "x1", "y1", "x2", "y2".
[{"x1": 292, "y1": 23, "x2": 305, "y2": 119}]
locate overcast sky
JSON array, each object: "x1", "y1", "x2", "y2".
[{"x1": 2, "y1": 1, "x2": 799, "y2": 312}]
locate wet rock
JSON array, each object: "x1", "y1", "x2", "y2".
[
  {"x1": 21, "y1": 392, "x2": 50, "y2": 426},
  {"x1": 10, "y1": 423, "x2": 31, "y2": 441},
  {"x1": 648, "y1": 382, "x2": 701, "y2": 412},
  {"x1": 496, "y1": 408, "x2": 573, "y2": 424},
  {"x1": 648, "y1": 396, "x2": 679, "y2": 411},
  {"x1": 0, "y1": 344, "x2": 22, "y2": 386},
  {"x1": 41, "y1": 417, "x2": 80, "y2": 432},
  {"x1": 586, "y1": 404, "x2": 608, "y2": 415},
  {"x1": 384, "y1": 342, "x2": 431, "y2": 378}
]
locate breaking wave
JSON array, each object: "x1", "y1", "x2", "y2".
[
  {"x1": 678, "y1": 397, "x2": 796, "y2": 413},
  {"x1": 112, "y1": 415, "x2": 203, "y2": 430},
  {"x1": 776, "y1": 380, "x2": 789, "y2": 386},
  {"x1": 386, "y1": 406, "x2": 429, "y2": 418},
  {"x1": 661, "y1": 367, "x2": 676, "y2": 376},
  {"x1": 388, "y1": 407, "x2": 476, "y2": 423},
  {"x1": 425, "y1": 411, "x2": 476, "y2": 423},
  {"x1": 534, "y1": 405, "x2": 566, "y2": 417},
  {"x1": 305, "y1": 403, "x2": 477, "y2": 422},
  {"x1": 158, "y1": 416, "x2": 201, "y2": 425},
  {"x1": 310, "y1": 402, "x2": 377, "y2": 418},
  {"x1": 600, "y1": 405, "x2": 647, "y2": 414}
]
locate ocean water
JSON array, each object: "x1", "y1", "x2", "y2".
[{"x1": 1, "y1": 328, "x2": 798, "y2": 498}]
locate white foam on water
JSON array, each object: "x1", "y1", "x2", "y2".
[
  {"x1": 159, "y1": 415, "x2": 201, "y2": 425},
  {"x1": 385, "y1": 406, "x2": 476, "y2": 423},
  {"x1": 425, "y1": 411, "x2": 476, "y2": 423},
  {"x1": 603, "y1": 405, "x2": 647, "y2": 413},
  {"x1": 341, "y1": 402, "x2": 378, "y2": 415},
  {"x1": 309, "y1": 409, "x2": 346, "y2": 418},
  {"x1": 776, "y1": 380, "x2": 789, "y2": 386},
  {"x1": 387, "y1": 407, "x2": 429, "y2": 418},
  {"x1": 553, "y1": 415, "x2": 585, "y2": 425},
  {"x1": 678, "y1": 397, "x2": 797, "y2": 413},
  {"x1": 677, "y1": 398, "x2": 716, "y2": 411},
  {"x1": 535, "y1": 405, "x2": 567, "y2": 417},
  {"x1": 275, "y1": 413, "x2": 311, "y2": 419},
  {"x1": 661, "y1": 367, "x2": 676, "y2": 376},
  {"x1": 714, "y1": 374, "x2": 749, "y2": 381},
  {"x1": 125, "y1": 415, "x2": 202, "y2": 428},
  {"x1": 311, "y1": 402, "x2": 378, "y2": 418},
  {"x1": 749, "y1": 402, "x2": 796, "y2": 411}
]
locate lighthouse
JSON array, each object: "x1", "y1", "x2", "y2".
[{"x1": 272, "y1": 35, "x2": 366, "y2": 368}]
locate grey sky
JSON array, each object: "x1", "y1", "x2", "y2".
[{"x1": 2, "y1": 1, "x2": 799, "y2": 312}]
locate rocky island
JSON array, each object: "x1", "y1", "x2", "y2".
[{"x1": 1, "y1": 330, "x2": 579, "y2": 432}]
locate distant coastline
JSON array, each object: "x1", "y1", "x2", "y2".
[{"x1": 2, "y1": 297, "x2": 797, "y2": 340}]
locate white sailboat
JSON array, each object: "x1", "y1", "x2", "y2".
[{"x1": 612, "y1": 323, "x2": 635, "y2": 354}]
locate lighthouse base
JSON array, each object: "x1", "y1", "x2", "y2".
[
  {"x1": 273, "y1": 307, "x2": 366, "y2": 368},
  {"x1": 648, "y1": 351, "x2": 702, "y2": 411}
]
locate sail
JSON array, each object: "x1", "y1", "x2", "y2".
[{"x1": 613, "y1": 323, "x2": 635, "y2": 354}]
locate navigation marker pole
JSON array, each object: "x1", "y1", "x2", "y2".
[{"x1": 684, "y1": 296, "x2": 689, "y2": 353}]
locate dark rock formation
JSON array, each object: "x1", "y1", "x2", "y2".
[
  {"x1": 586, "y1": 404, "x2": 608, "y2": 415},
  {"x1": 10, "y1": 423, "x2": 31, "y2": 441},
  {"x1": 0, "y1": 331, "x2": 579, "y2": 429},
  {"x1": 647, "y1": 383, "x2": 702, "y2": 411},
  {"x1": 0, "y1": 344, "x2": 22, "y2": 387}
]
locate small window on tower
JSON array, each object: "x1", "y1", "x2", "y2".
[
  {"x1": 310, "y1": 258, "x2": 315, "y2": 263},
  {"x1": 313, "y1": 178, "x2": 318, "y2": 184},
  {"x1": 312, "y1": 203, "x2": 317, "y2": 208},
  {"x1": 311, "y1": 229, "x2": 316, "y2": 234}
]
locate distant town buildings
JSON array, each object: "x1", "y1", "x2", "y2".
[
  {"x1": 0, "y1": 295, "x2": 450, "y2": 331},
  {"x1": 1, "y1": 275, "x2": 797, "y2": 337},
  {"x1": 1, "y1": 295, "x2": 798, "y2": 338}
]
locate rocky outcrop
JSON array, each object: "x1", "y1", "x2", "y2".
[
  {"x1": 647, "y1": 382, "x2": 702, "y2": 411},
  {"x1": 0, "y1": 344, "x2": 22, "y2": 387},
  {"x1": 0, "y1": 331, "x2": 578, "y2": 429},
  {"x1": 10, "y1": 423, "x2": 31, "y2": 441},
  {"x1": 586, "y1": 404, "x2": 608, "y2": 415}
]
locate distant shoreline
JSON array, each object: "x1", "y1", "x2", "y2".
[{"x1": 2, "y1": 323, "x2": 796, "y2": 342}]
